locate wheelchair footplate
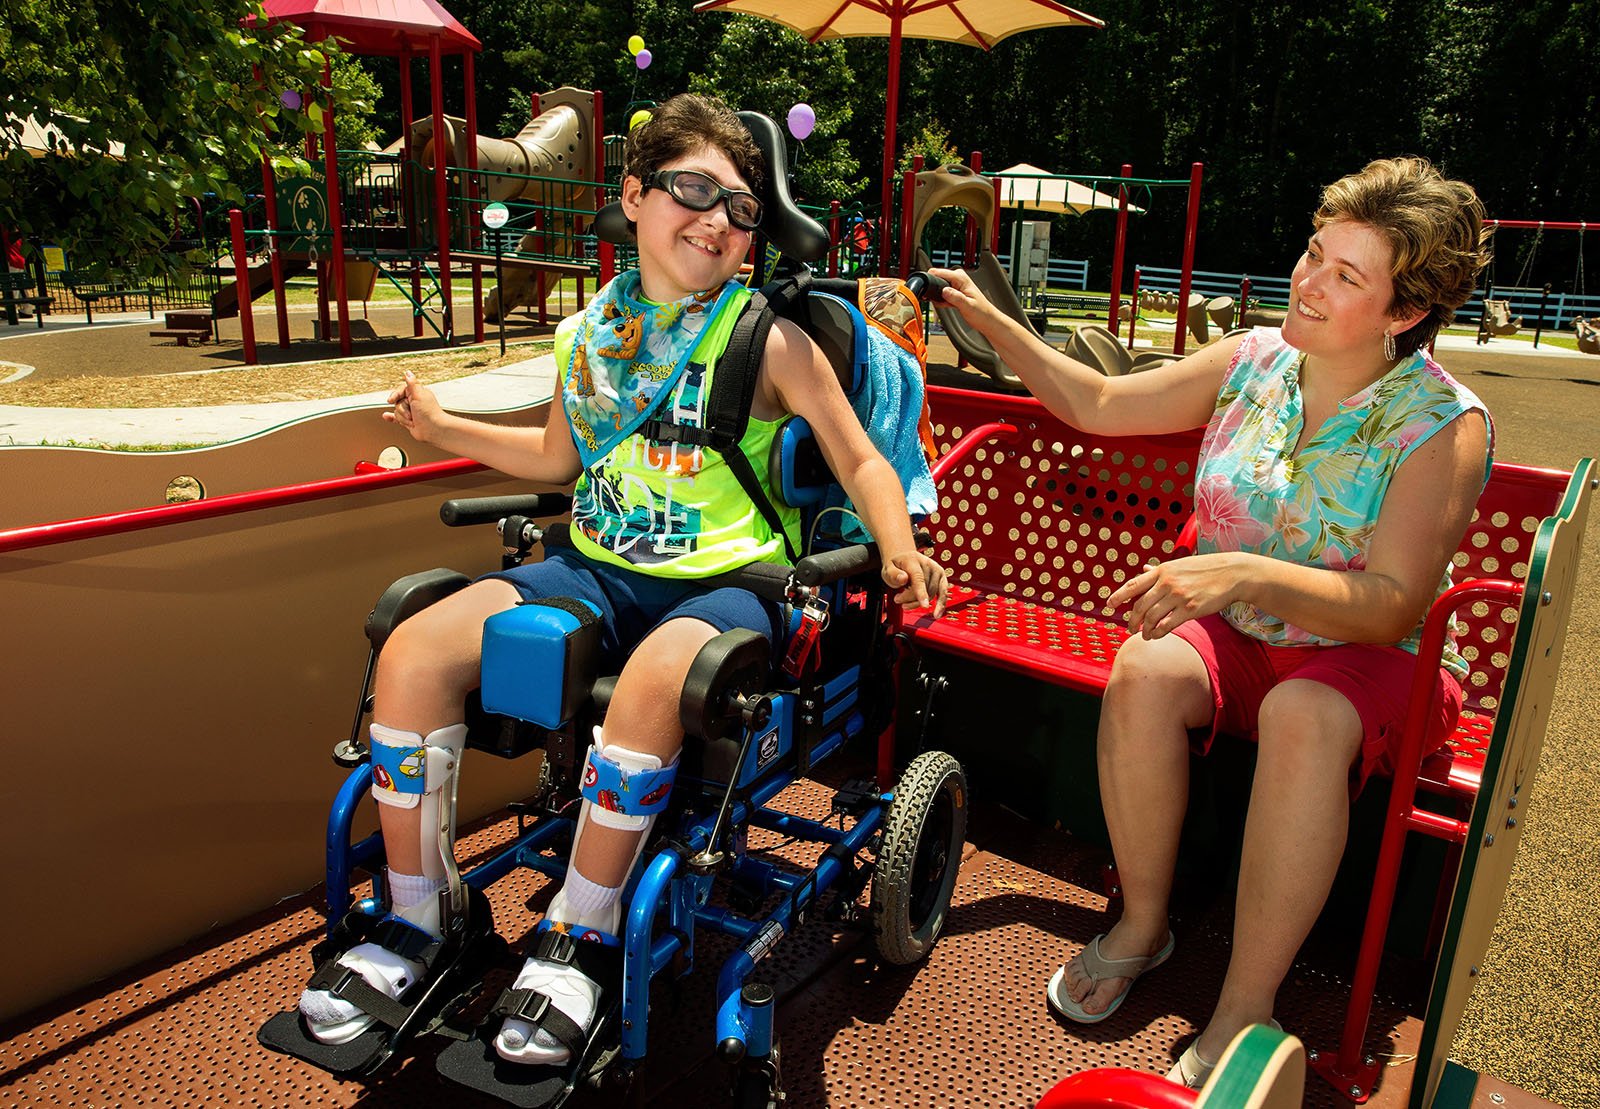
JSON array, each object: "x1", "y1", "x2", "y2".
[
  {"x1": 435, "y1": 929, "x2": 625, "y2": 1108},
  {"x1": 257, "y1": 884, "x2": 502, "y2": 1077}
]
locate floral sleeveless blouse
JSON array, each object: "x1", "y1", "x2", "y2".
[{"x1": 1194, "y1": 328, "x2": 1493, "y2": 679}]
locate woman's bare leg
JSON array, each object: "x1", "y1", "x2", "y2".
[
  {"x1": 1061, "y1": 633, "x2": 1214, "y2": 1014},
  {"x1": 1189, "y1": 678, "x2": 1362, "y2": 1060}
]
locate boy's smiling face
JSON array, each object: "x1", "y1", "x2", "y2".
[{"x1": 621, "y1": 143, "x2": 753, "y2": 303}]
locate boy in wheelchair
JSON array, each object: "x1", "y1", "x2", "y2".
[{"x1": 292, "y1": 93, "x2": 948, "y2": 1079}]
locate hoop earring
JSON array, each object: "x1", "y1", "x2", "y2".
[{"x1": 1383, "y1": 331, "x2": 1397, "y2": 361}]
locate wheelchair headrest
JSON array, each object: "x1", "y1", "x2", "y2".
[{"x1": 593, "y1": 110, "x2": 831, "y2": 265}]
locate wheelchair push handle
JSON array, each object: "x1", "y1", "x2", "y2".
[
  {"x1": 904, "y1": 270, "x2": 949, "y2": 302},
  {"x1": 439, "y1": 493, "x2": 573, "y2": 528}
]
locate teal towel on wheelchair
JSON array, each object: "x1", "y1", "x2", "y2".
[{"x1": 828, "y1": 323, "x2": 937, "y2": 543}]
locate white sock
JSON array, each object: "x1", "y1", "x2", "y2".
[
  {"x1": 557, "y1": 868, "x2": 622, "y2": 932},
  {"x1": 387, "y1": 869, "x2": 446, "y2": 935}
]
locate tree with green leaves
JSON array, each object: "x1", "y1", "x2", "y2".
[
  {"x1": 687, "y1": 16, "x2": 864, "y2": 205},
  {"x1": 0, "y1": 0, "x2": 366, "y2": 276}
]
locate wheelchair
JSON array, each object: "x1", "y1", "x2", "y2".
[{"x1": 258, "y1": 110, "x2": 968, "y2": 1109}]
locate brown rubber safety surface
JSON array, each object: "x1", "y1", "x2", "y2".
[{"x1": 0, "y1": 765, "x2": 1438, "y2": 1109}]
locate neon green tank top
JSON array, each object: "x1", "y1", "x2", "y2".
[{"x1": 558, "y1": 284, "x2": 802, "y2": 577}]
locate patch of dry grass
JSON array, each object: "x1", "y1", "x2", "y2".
[{"x1": 0, "y1": 341, "x2": 552, "y2": 409}]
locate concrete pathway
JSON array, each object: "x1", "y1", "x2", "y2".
[{"x1": 0, "y1": 348, "x2": 558, "y2": 447}]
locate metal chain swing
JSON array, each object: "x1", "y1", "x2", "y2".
[
  {"x1": 1513, "y1": 224, "x2": 1543, "y2": 289},
  {"x1": 1573, "y1": 223, "x2": 1587, "y2": 297}
]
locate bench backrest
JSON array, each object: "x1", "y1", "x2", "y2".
[
  {"x1": 1445, "y1": 461, "x2": 1571, "y2": 768},
  {"x1": 924, "y1": 386, "x2": 1573, "y2": 763},
  {"x1": 927, "y1": 386, "x2": 1202, "y2": 623}
]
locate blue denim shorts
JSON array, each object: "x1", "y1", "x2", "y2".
[{"x1": 481, "y1": 547, "x2": 784, "y2": 668}]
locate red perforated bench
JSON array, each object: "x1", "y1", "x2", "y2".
[
  {"x1": 913, "y1": 385, "x2": 1563, "y2": 801},
  {"x1": 909, "y1": 384, "x2": 1585, "y2": 1099}
]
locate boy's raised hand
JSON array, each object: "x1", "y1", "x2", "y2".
[
  {"x1": 882, "y1": 551, "x2": 949, "y2": 617},
  {"x1": 382, "y1": 370, "x2": 444, "y2": 442}
]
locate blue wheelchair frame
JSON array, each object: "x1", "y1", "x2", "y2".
[{"x1": 319, "y1": 613, "x2": 895, "y2": 1067}]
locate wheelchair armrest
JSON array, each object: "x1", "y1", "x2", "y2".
[
  {"x1": 366, "y1": 568, "x2": 472, "y2": 651},
  {"x1": 792, "y1": 543, "x2": 880, "y2": 588},
  {"x1": 440, "y1": 492, "x2": 572, "y2": 528}
]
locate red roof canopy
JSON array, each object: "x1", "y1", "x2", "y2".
[{"x1": 257, "y1": 0, "x2": 480, "y2": 56}]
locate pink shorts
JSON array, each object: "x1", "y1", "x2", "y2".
[{"x1": 1170, "y1": 614, "x2": 1464, "y2": 795}]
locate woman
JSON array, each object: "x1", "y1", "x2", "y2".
[
  {"x1": 934, "y1": 157, "x2": 1490, "y2": 1087},
  {"x1": 297, "y1": 93, "x2": 946, "y2": 1071}
]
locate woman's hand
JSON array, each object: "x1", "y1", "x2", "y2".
[
  {"x1": 882, "y1": 551, "x2": 949, "y2": 617},
  {"x1": 382, "y1": 370, "x2": 446, "y2": 443},
  {"x1": 928, "y1": 267, "x2": 1007, "y2": 334},
  {"x1": 1111, "y1": 553, "x2": 1243, "y2": 639}
]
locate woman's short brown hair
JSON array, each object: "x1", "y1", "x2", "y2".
[
  {"x1": 1314, "y1": 157, "x2": 1490, "y2": 358},
  {"x1": 622, "y1": 93, "x2": 764, "y2": 195}
]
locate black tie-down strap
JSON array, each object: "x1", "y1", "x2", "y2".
[
  {"x1": 488, "y1": 929, "x2": 589, "y2": 1059},
  {"x1": 306, "y1": 918, "x2": 441, "y2": 1031}
]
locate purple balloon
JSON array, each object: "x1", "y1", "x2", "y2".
[
  {"x1": 635, "y1": 48, "x2": 653, "y2": 70},
  {"x1": 280, "y1": 89, "x2": 302, "y2": 111},
  {"x1": 787, "y1": 102, "x2": 816, "y2": 141}
]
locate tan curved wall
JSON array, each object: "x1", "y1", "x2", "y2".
[{"x1": 0, "y1": 405, "x2": 559, "y2": 1021}]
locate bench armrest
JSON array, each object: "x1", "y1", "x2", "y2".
[
  {"x1": 1390, "y1": 578, "x2": 1522, "y2": 789},
  {"x1": 931, "y1": 420, "x2": 1021, "y2": 485}
]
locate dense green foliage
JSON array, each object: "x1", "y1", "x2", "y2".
[
  {"x1": 0, "y1": 0, "x2": 374, "y2": 276},
  {"x1": 3, "y1": 0, "x2": 1595, "y2": 285}
]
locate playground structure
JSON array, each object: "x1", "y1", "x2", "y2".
[
  {"x1": 202, "y1": 1, "x2": 628, "y2": 364},
  {"x1": 898, "y1": 159, "x2": 1204, "y2": 386},
  {"x1": 220, "y1": 76, "x2": 612, "y2": 361},
  {"x1": 1470, "y1": 219, "x2": 1599, "y2": 348}
]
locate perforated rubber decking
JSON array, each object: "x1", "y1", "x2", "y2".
[{"x1": 1, "y1": 771, "x2": 1435, "y2": 1108}]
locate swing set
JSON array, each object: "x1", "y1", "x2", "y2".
[{"x1": 1475, "y1": 218, "x2": 1597, "y2": 347}]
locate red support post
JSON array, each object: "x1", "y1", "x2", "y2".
[
  {"x1": 229, "y1": 208, "x2": 257, "y2": 365},
  {"x1": 430, "y1": 36, "x2": 453, "y2": 344},
  {"x1": 1107, "y1": 164, "x2": 1132, "y2": 333},
  {"x1": 400, "y1": 47, "x2": 423, "y2": 337},
  {"x1": 1174, "y1": 162, "x2": 1204, "y2": 355},
  {"x1": 1312, "y1": 577, "x2": 1521, "y2": 1102},
  {"x1": 464, "y1": 50, "x2": 484, "y2": 344},
  {"x1": 1127, "y1": 265, "x2": 1141, "y2": 349},
  {"x1": 878, "y1": 21, "x2": 902, "y2": 275},
  {"x1": 899, "y1": 156, "x2": 923, "y2": 281},
  {"x1": 321, "y1": 56, "x2": 351, "y2": 357}
]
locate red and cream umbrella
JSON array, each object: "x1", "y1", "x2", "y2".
[{"x1": 692, "y1": 0, "x2": 1102, "y2": 267}]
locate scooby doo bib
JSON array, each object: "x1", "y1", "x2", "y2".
[{"x1": 563, "y1": 271, "x2": 743, "y2": 467}]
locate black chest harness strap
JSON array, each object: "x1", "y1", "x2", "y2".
[{"x1": 639, "y1": 274, "x2": 813, "y2": 565}]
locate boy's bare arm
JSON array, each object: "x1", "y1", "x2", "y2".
[
  {"x1": 760, "y1": 319, "x2": 947, "y2": 615},
  {"x1": 385, "y1": 370, "x2": 582, "y2": 485}
]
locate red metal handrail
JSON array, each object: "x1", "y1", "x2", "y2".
[{"x1": 0, "y1": 457, "x2": 484, "y2": 555}]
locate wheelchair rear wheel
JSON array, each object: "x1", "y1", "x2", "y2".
[{"x1": 870, "y1": 751, "x2": 967, "y2": 965}]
